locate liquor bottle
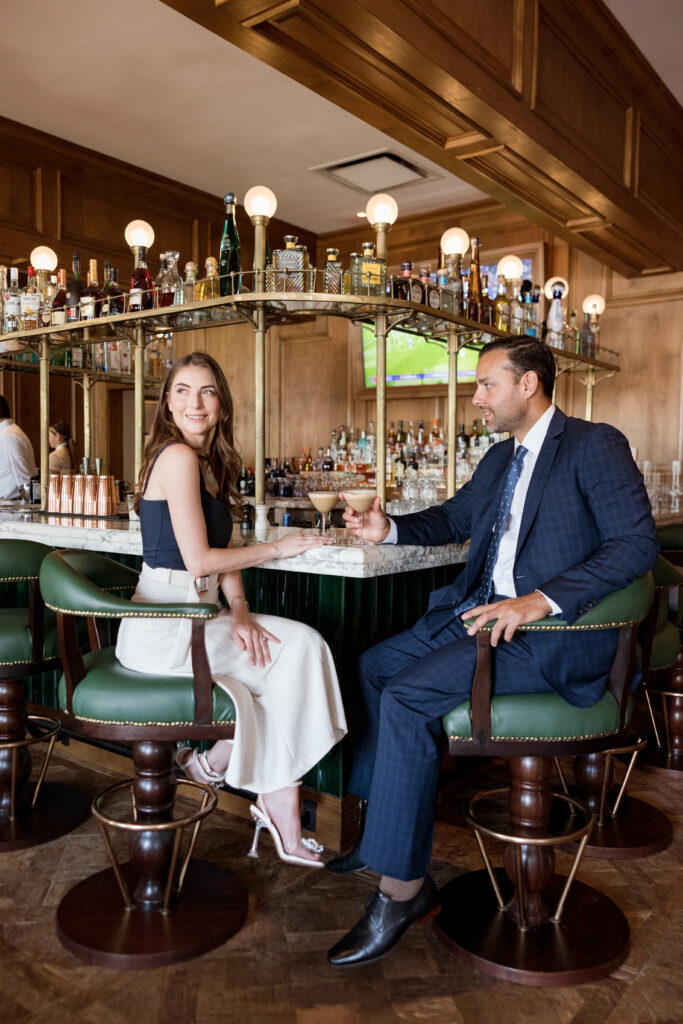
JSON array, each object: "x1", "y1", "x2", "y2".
[
  {"x1": 469, "y1": 419, "x2": 480, "y2": 448},
  {"x1": 162, "y1": 336, "x2": 176, "y2": 374},
  {"x1": 395, "y1": 444, "x2": 407, "y2": 482},
  {"x1": 445, "y1": 257, "x2": 464, "y2": 316},
  {"x1": 358, "y1": 242, "x2": 386, "y2": 297},
  {"x1": 524, "y1": 292, "x2": 535, "y2": 337},
  {"x1": 66, "y1": 252, "x2": 83, "y2": 322},
  {"x1": 466, "y1": 236, "x2": 483, "y2": 322},
  {"x1": 155, "y1": 253, "x2": 170, "y2": 306},
  {"x1": 578, "y1": 313, "x2": 595, "y2": 359},
  {"x1": 322, "y1": 448, "x2": 334, "y2": 472},
  {"x1": 158, "y1": 251, "x2": 182, "y2": 308},
  {"x1": 101, "y1": 264, "x2": 124, "y2": 316},
  {"x1": 129, "y1": 244, "x2": 154, "y2": 311},
  {"x1": 3, "y1": 268, "x2": 20, "y2": 334},
  {"x1": 396, "y1": 419, "x2": 407, "y2": 445},
  {"x1": 456, "y1": 423, "x2": 469, "y2": 452},
  {"x1": 268, "y1": 235, "x2": 305, "y2": 292},
  {"x1": 392, "y1": 261, "x2": 414, "y2": 301},
  {"x1": 480, "y1": 273, "x2": 494, "y2": 326},
  {"x1": 20, "y1": 266, "x2": 40, "y2": 331},
  {"x1": 238, "y1": 466, "x2": 248, "y2": 495},
  {"x1": 568, "y1": 310, "x2": 580, "y2": 353},
  {"x1": 419, "y1": 267, "x2": 440, "y2": 310},
  {"x1": 509, "y1": 281, "x2": 524, "y2": 336},
  {"x1": 430, "y1": 418, "x2": 440, "y2": 444},
  {"x1": 196, "y1": 257, "x2": 220, "y2": 302},
  {"x1": 546, "y1": 285, "x2": 565, "y2": 347},
  {"x1": 303, "y1": 447, "x2": 314, "y2": 472},
  {"x1": 323, "y1": 248, "x2": 343, "y2": 294},
  {"x1": 387, "y1": 421, "x2": 397, "y2": 450},
  {"x1": 437, "y1": 267, "x2": 453, "y2": 315},
  {"x1": 342, "y1": 252, "x2": 361, "y2": 295},
  {"x1": 39, "y1": 275, "x2": 57, "y2": 328},
  {"x1": 219, "y1": 192, "x2": 241, "y2": 296},
  {"x1": 493, "y1": 276, "x2": 510, "y2": 332},
  {"x1": 80, "y1": 259, "x2": 102, "y2": 320}
]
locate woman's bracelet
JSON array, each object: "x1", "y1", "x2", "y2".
[{"x1": 228, "y1": 595, "x2": 249, "y2": 611}]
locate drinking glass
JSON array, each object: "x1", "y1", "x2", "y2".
[
  {"x1": 344, "y1": 490, "x2": 376, "y2": 544},
  {"x1": 308, "y1": 491, "x2": 338, "y2": 536}
]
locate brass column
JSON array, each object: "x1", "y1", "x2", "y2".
[
  {"x1": 584, "y1": 366, "x2": 595, "y2": 422},
  {"x1": 82, "y1": 373, "x2": 91, "y2": 460},
  {"x1": 375, "y1": 313, "x2": 387, "y2": 507},
  {"x1": 251, "y1": 213, "x2": 269, "y2": 515},
  {"x1": 39, "y1": 339, "x2": 49, "y2": 511},
  {"x1": 134, "y1": 327, "x2": 145, "y2": 483},
  {"x1": 447, "y1": 325, "x2": 458, "y2": 498}
]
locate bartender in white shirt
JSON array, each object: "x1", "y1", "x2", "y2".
[{"x1": 0, "y1": 394, "x2": 36, "y2": 499}]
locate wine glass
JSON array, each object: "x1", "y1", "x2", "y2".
[
  {"x1": 344, "y1": 490, "x2": 376, "y2": 544},
  {"x1": 308, "y1": 491, "x2": 338, "y2": 537}
]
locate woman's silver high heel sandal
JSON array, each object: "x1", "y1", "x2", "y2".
[
  {"x1": 247, "y1": 786, "x2": 324, "y2": 868},
  {"x1": 175, "y1": 746, "x2": 225, "y2": 791}
]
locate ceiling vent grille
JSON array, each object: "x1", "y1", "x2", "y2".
[{"x1": 310, "y1": 151, "x2": 431, "y2": 194}]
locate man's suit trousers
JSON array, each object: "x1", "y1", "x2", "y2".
[{"x1": 351, "y1": 614, "x2": 552, "y2": 880}]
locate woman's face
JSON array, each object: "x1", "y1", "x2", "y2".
[
  {"x1": 166, "y1": 364, "x2": 221, "y2": 450},
  {"x1": 48, "y1": 427, "x2": 63, "y2": 449}
]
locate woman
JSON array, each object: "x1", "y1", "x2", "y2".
[
  {"x1": 48, "y1": 421, "x2": 74, "y2": 472},
  {"x1": 115, "y1": 352, "x2": 346, "y2": 867}
]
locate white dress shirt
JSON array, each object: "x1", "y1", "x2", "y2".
[
  {"x1": 384, "y1": 405, "x2": 561, "y2": 614},
  {"x1": 0, "y1": 419, "x2": 36, "y2": 499}
]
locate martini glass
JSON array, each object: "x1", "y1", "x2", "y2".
[
  {"x1": 344, "y1": 490, "x2": 376, "y2": 544},
  {"x1": 308, "y1": 491, "x2": 338, "y2": 537}
]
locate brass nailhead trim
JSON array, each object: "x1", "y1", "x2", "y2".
[
  {"x1": 63, "y1": 714, "x2": 236, "y2": 726},
  {"x1": 518, "y1": 619, "x2": 641, "y2": 631},
  {"x1": 448, "y1": 728, "x2": 619, "y2": 742},
  {"x1": 44, "y1": 602, "x2": 217, "y2": 620},
  {"x1": 0, "y1": 576, "x2": 40, "y2": 582}
]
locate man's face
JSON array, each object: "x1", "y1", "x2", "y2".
[{"x1": 472, "y1": 349, "x2": 531, "y2": 436}]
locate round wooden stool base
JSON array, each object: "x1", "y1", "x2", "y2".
[
  {"x1": 0, "y1": 782, "x2": 90, "y2": 852},
  {"x1": 57, "y1": 860, "x2": 248, "y2": 969},
  {"x1": 556, "y1": 794, "x2": 673, "y2": 859},
  {"x1": 435, "y1": 869, "x2": 630, "y2": 987},
  {"x1": 636, "y1": 742, "x2": 683, "y2": 779}
]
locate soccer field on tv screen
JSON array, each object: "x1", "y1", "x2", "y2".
[{"x1": 362, "y1": 325, "x2": 480, "y2": 387}]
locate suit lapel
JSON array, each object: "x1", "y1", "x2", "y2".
[
  {"x1": 515, "y1": 409, "x2": 566, "y2": 558},
  {"x1": 466, "y1": 439, "x2": 515, "y2": 581}
]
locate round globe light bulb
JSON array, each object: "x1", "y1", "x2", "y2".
[
  {"x1": 496, "y1": 254, "x2": 524, "y2": 280},
  {"x1": 244, "y1": 186, "x2": 277, "y2": 219},
  {"x1": 29, "y1": 245, "x2": 58, "y2": 272},
  {"x1": 365, "y1": 193, "x2": 398, "y2": 226},
  {"x1": 124, "y1": 219, "x2": 155, "y2": 249},
  {"x1": 582, "y1": 293, "x2": 606, "y2": 316},
  {"x1": 543, "y1": 276, "x2": 569, "y2": 301},
  {"x1": 440, "y1": 227, "x2": 470, "y2": 257}
]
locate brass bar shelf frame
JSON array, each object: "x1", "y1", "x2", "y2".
[{"x1": 0, "y1": 292, "x2": 620, "y2": 510}]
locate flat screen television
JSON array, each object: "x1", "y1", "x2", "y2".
[{"x1": 361, "y1": 324, "x2": 481, "y2": 388}]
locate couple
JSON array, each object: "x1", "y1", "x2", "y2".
[{"x1": 118, "y1": 341, "x2": 657, "y2": 968}]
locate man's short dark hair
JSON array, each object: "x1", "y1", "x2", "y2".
[
  {"x1": 0, "y1": 395, "x2": 11, "y2": 419},
  {"x1": 480, "y1": 337, "x2": 556, "y2": 399}
]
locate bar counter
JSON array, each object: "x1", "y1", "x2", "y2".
[{"x1": 0, "y1": 508, "x2": 467, "y2": 847}]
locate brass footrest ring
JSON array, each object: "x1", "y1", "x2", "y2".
[
  {"x1": 91, "y1": 778, "x2": 218, "y2": 914},
  {"x1": 0, "y1": 714, "x2": 61, "y2": 816},
  {"x1": 465, "y1": 787, "x2": 594, "y2": 928}
]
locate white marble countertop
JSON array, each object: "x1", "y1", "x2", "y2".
[{"x1": 0, "y1": 510, "x2": 467, "y2": 578}]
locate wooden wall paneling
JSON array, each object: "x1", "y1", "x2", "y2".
[{"x1": 163, "y1": 0, "x2": 683, "y2": 277}]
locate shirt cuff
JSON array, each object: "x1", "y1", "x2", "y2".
[
  {"x1": 536, "y1": 589, "x2": 562, "y2": 616},
  {"x1": 380, "y1": 518, "x2": 398, "y2": 544}
]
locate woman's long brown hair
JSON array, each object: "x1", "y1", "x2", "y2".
[{"x1": 134, "y1": 351, "x2": 241, "y2": 512}]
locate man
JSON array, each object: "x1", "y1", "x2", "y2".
[
  {"x1": 0, "y1": 395, "x2": 36, "y2": 500},
  {"x1": 327, "y1": 337, "x2": 657, "y2": 967}
]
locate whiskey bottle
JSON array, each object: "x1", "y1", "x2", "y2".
[
  {"x1": 358, "y1": 242, "x2": 385, "y2": 297},
  {"x1": 101, "y1": 264, "x2": 124, "y2": 316},
  {"x1": 391, "y1": 261, "x2": 414, "y2": 301},
  {"x1": 419, "y1": 267, "x2": 440, "y2": 310},
  {"x1": 196, "y1": 257, "x2": 221, "y2": 302},
  {"x1": 3, "y1": 268, "x2": 20, "y2": 334},
  {"x1": 157, "y1": 251, "x2": 182, "y2": 308},
  {"x1": 80, "y1": 259, "x2": 102, "y2": 320},
  {"x1": 480, "y1": 274, "x2": 494, "y2": 326},
  {"x1": 129, "y1": 246, "x2": 154, "y2": 311},
  {"x1": 342, "y1": 252, "x2": 361, "y2": 295},
  {"x1": 20, "y1": 266, "x2": 40, "y2": 331},
  {"x1": 66, "y1": 252, "x2": 83, "y2": 322},
  {"x1": 466, "y1": 236, "x2": 483, "y2": 322},
  {"x1": 268, "y1": 235, "x2": 305, "y2": 292},
  {"x1": 323, "y1": 248, "x2": 343, "y2": 294},
  {"x1": 219, "y1": 192, "x2": 241, "y2": 296}
]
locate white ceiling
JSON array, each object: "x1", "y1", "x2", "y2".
[{"x1": 2, "y1": 0, "x2": 681, "y2": 235}]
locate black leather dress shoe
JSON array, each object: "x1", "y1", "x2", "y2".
[
  {"x1": 326, "y1": 844, "x2": 368, "y2": 874},
  {"x1": 327, "y1": 876, "x2": 440, "y2": 967}
]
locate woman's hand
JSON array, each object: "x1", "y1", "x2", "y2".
[
  {"x1": 230, "y1": 612, "x2": 281, "y2": 667},
  {"x1": 340, "y1": 494, "x2": 390, "y2": 543},
  {"x1": 272, "y1": 532, "x2": 331, "y2": 559}
]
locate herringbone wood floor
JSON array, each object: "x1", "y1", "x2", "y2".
[{"x1": 2, "y1": 746, "x2": 682, "y2": 1024}]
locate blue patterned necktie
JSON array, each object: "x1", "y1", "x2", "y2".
[{"x1": 453, "y1": 443, "x2": 528, "y2": 620}]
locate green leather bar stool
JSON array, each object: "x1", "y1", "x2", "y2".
[
  {"x1": 435, "y1": 574, "x2": 653, "y2": 987},
  {"x1": 0, "y1": 539, "x2": 90, "y2": 851},
  {"x1": 40, "y1": 548, "x2": 248, "y2": 969},
  {"x1": 638, "y1": 527, "x2": 683, "y2": 776},
  {"x1": 551, "y1": 555, "x2": 676, "y2": 858}
]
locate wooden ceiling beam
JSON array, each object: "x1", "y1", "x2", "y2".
[{"x1": 162, "y1": 0, "x2": 683, "y2": 278}]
